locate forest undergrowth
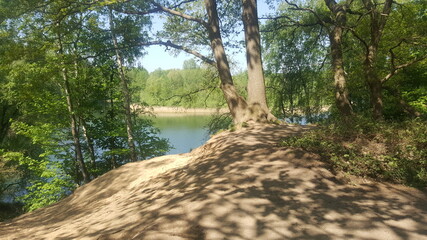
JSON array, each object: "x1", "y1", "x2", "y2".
[{"x1": 282, "y1": 116, "x2": 427, "y2": 189}]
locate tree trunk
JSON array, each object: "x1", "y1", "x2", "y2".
[
  {"x1": 204, "y1": 0, "x2": 250, "y2": 125},
  {"x1": 108, "y1": 71, "x2": 119, "y2": 169},
  {"x1": 81, "y1": 120, "x2": 96, "y2": 171},
  {"x1": 383, "y1": 86, "x2": 421, "y2": 117},
  {"x1": 205, "y1": 0, "x2": 275, "y2": 125},
  {"x1": 57, "y1": 29, "x2": 90, "y2": 184},
  {"x1": 72, "y1": 48, "x2": 97, "y2": 174},
  {"x1": 108, "y1": 8, "x2": 138, "y2": 162},
  {"x1": 364, "y1": 15, "x2": 384, "y2": 119},
  {"x1": 365, "y1": 54, "x2": 383, "y2": 119},
  {"x1": 62, "y1": 69, "x2": 91, "y2": 184},
  {"x1": 0, "y1": 103, "x2": 18, "y2": 144},
  {"x1": 325, "y1": 0, "x2": 353, "y2": 116},
  {"x1": 330, "y1": 29, "x2": 353, "y2": 116},
  {"x1": 242, "y1": 0, "x2": 276, "y2": 122},
  {"x1": 242, "y1": 0, "x2": 268, "y2": 111},
  {"x1": 362, "y1": 0, "x2": 393, "y2": 119}
]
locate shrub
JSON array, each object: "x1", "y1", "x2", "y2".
[{"x1": 282, "y1": 116, "x2": 427, "y2": 188}]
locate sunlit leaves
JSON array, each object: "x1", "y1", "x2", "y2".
[
  {"x1": 0, "y1": 0, "x2": 169, "y2": 211},
  {"x1": 262, "y1": 2, "x2": 330, "y2": 119},
  {"x1": 140, "y1": 67, "x2": 226, "y2": 108}
]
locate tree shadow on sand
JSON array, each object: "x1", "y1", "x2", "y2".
[{"x1": 1, "y1": 124, "x2": 426, "y2": 240}]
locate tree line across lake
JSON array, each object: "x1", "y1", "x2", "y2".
[
  {"x1": 129, "y1": 61, "x2": 246, "y2": 109},
  {"x1": 0, "y1": 0, "x2": 426, "y2": 218}
]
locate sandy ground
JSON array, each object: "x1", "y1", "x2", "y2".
[{"x1": 1, "y1": 124, "x2": 426, "y2": 240}]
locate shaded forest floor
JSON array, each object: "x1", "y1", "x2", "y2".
[{"x1": 0, "y1": 124, "x2": 426, "y2": 240}]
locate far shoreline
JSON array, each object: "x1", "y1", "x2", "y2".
[{"x1": 132, "y1": 105, "x2": 229, "y2": 116}]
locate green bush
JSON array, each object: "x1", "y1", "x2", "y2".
[{"x1": 281, "y1": 116, "x2": 427, "y2": 188}]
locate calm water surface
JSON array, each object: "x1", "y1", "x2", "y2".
[
  {"x1": 149, "y1": 114, "x2": 212, "y2": 155},
  {"x1": 149, "y1": 114, "x2": 313, "y2": 155}
]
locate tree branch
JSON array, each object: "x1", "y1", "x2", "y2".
[
  {"x1": 161, "y1": 86, "x2": 216, "y2": 104},
  {"x1": 114, "y1": 0, "x2": 199, "y2": 15},
  {"x1": 81, "y1": 40, "x2": 216, "y2": 67},
  {"x1": 260, "y1": 14, "x2": 320, "y2": 29},
  {"x1": 284, "y1": 0, "x2": 328, "y2": 26},
  {"x1": 382, "y1": 37, "x2": 427, "y2": 83},
  {"x1": 381, "y1": 54, "x2": 427, "y2": 83},
  {"x1": 383, "y1": 86, "x2": 421, "y2": 117},
  {"x1": 171, "y1": 0, "x2": 199, "y2": 9},
  {"x1": 348, "y1": 28, "x2": 369, "y2": 54},
  {"x1": 388, "y1": 38, "x2": 406, "y2": 69},
  {"x1": 113, "y1": 6, "x2": 161, "y2": 15},
  {"x1": 379, "y1": 0, "x2": 393, "y2": 30},
  {"x1": 150, "y1": 0, "x2": 208, "y2": 29},
  {"x1": 147, "y1": 40, "x2": 215, "y2": 66}
]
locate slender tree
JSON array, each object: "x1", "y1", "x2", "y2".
[
  {"x1": 56, "y1": 25, "x2": 91, "y2": 184},
  {"x1": 108, "y1": 7, "x2": 138, "y2": 162}
]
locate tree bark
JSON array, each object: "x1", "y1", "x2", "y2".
[
  {"x1": 204, "y1": 0, "x2": 250, "y2": 125},
  {"x1": 325, "y1": 0, "x2": 353, "y2": 116},
  {"x1": 108, "y1": 8, "x2": 138, "y2": 162},
  {"x1": 204, "y1": 0, "x2": 276, "y2": 125},
  {"x1": 63, "y1": 79, "x2": 91, "y2": 184},
  {"x1": 362, "y1": 0, "x2": 393, "y2": 119},
  {"x1": 242, "y1": 0, "x2": 269, "y2": 113},
  {"x1": 81, "y1": 120, "x2": 96, "y2": 171},
  {"x1": 108, "y1": 74, "x2": 119, "y2": 169},
  {"x1": 383, "y1": 86, "x2": 421, "y2": 117},
  {"x1": 0, "y1": 103, "x2": 18, "y2": 144},
  {"x1": 57, "y1": 29, "x2": 90, "y2": 184},
  {"x1": 156, "y1": 0, "x2": 276, "y2": 125},
  {"x1": 365, "y1": 58, "x2": 383, "y2": 119}
]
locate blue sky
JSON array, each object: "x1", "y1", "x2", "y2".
[{"x1": 140, "y1": 0, "x2": 276, "y2": 73}]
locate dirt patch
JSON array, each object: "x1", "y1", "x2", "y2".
[{"x1": 1, "y1": 123, "x2": 426, "y2": 240}]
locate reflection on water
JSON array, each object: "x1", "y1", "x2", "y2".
[{"x1": 146, "y1": 114, "x2": 212, "y2": 155}]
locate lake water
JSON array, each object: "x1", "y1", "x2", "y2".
[
  {"x1": 148, "y1": 114, "x2": 312, "y2": 155},
  {"x1": 149, "y1": 114, "x2": 212, "y2": 155}
]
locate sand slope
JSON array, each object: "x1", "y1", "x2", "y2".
[{"x1": 1, "y1": 124, "x2": 426, "y2": 240}]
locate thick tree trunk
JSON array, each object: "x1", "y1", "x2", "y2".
[
  {"x1": 330, "y1": 29, "x2": 353, "y2": 116},
  {"x1": 204, "y1": 0, "x2": 250, "y2": 125},
  {"x1": 325, "y1": 0, "x2": 353, "y2": 116},
  {"x1": 362, "y1": 0, "x2": 393, "y2": 120},
  {"x1": 205, "y1": 0, "x2": 276, "y2": 125},
  {"x1": 242, "y1": 0, "x2": 276, "y2": 122},
  {"x1": 242, "y1": 0, "x2": 267, "y2": 109},
  {"x1": 365, "y1": 61, "x2": 384, "y2": 119},
  {"x1": 364, "y1": 15, "x2": 384, "y2": 119},
  {"x1": 109, "y1": 8, "x2": 138, "y2": 162}
]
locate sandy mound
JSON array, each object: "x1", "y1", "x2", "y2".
[{"x1": 1, "y1": 124, "x2": 426, "y2": 240}]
